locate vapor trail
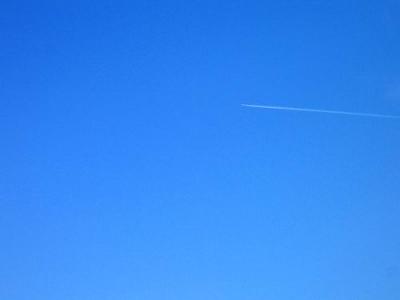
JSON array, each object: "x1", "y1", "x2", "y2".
[{"x1": 242, "y1": 104, "x2": 400, "y2": 119}]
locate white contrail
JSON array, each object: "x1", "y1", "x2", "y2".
[{"x1": 241, "y1": 104, "x2": 400, "y2": 119}]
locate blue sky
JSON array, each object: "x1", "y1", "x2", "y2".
[{"x1": 2, "y1": 1, "x2": 400, "y2": 299}]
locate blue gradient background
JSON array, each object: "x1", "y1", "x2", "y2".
[{"x1": 1, "y1": 1, "x2": 400, "y2": 299}]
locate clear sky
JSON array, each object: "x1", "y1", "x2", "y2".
[{"x1": 2, "y1": 1, "x2": 400, "y2": 299}]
